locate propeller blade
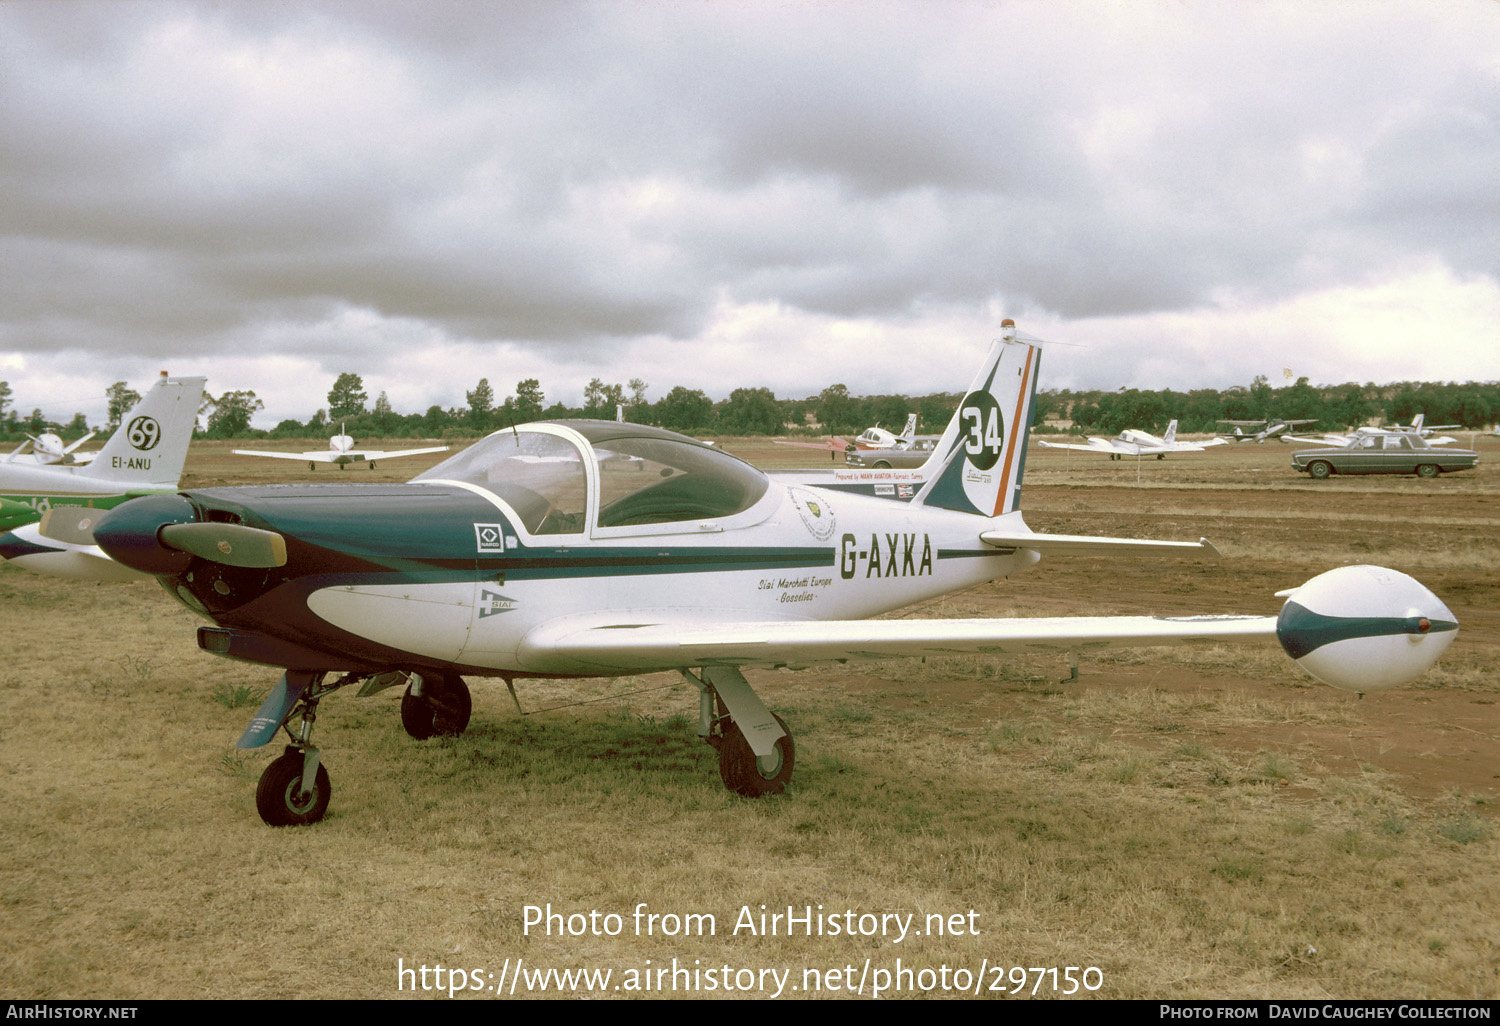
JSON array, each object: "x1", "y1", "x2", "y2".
[
  {"x1": 63, "y1": 431, "x2": 97, "y2": 454},
  {"x1": 38, "y1": 505, "x2": 104, "y2": 546},
  {"x1": 158, "y1": 523, "x2": 288, "y2": 568}
]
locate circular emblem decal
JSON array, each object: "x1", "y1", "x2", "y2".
[
  {"x1": 127, "y1": 415, "x2": 162, "y2": 452},
  {"x1": 788, "y1": 487, "x2": 836, "y2": 541},
  {"x1": 957, "y1": 390, "x2": 1004, "y2": 471}
]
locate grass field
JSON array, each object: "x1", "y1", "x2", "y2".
[{"x1": 2, "y1": 434, "x2": 1497, "y2": 999}]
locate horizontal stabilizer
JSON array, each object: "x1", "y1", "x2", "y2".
[{"x1": 979, "y1": 530, "x2": 1221, "y2": 557}]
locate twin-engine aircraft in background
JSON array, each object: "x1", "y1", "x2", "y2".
[
  {"x1": 1218, "y1": 418, "x2": 1319, "y2": 443},
  {"x1": 0, "y1": 373, "x2": 205, "y2": 581},
  {"x1": 1037, "y1": 419, "x2": 1228, "y2": 460},
  {"x1": 234, "y1": 429, "x2": 447, "y2": 470},
  {"x1": 67, "y1": 324, "x2": 1457, "y2": 826}
]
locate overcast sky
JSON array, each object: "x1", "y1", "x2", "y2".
[{"x1": 2, "y1": 0, "x2": 1497, "y2": 427}]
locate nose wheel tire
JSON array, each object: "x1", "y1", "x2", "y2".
[
  {"x1": 716, "y1": 713, "x2": 794, "y2": 797},
  {"x1": 256, "y1": 748, "x2": 331, "y2": 827},
  {"x1": 401, "y1": 673, "x2": 473, "y2": 739}
]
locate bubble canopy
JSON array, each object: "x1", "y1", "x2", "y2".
[{"x1": 413, "y1": 421, "x2": 771, "y2": 535}]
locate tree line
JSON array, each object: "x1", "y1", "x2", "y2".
[
  {"x1": 2, "y1": 372, "x2": 1498, "y2": 442},
  {"x1": 1064, "y1": 376, "x2": 1500, "y2": 436}
]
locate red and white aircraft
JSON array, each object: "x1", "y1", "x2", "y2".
[{"x1": 776, "y1": 413, "x2": 928, "y2": 457}]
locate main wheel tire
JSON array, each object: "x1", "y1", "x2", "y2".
[
  {"x1": 1416, "y1": 463, "x2": 1438, "y2": 479},
  {"x1": 717, "y1": 713, "x2": 794, "y2": 797},
  {"x1": 1308, "y1": 461, "x2": 1332, "y2": 480},
  {"x1": 401, "y1": 673, "x2": 473, "y2": 740},
  {"x1": 256, "y1": 749, "x2": 331, "y2": 826}
]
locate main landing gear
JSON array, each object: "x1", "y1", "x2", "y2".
[
  {"x1": 400, "y1": 672, "x2": 472, "y2": 740},
  {"x1": 239, "y1": 669, "x2": 472, "y2": 826},
  {"x1": 238, "y1": 665, "x2": 790, "y2": 824},
  {"x1": 686, "y1": 667, "x2": 795, "y2": 797}
]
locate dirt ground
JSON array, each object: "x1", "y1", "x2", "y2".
[
  {"x1": 733, "y1": 432, "x2": 1500, "y2": 810},
  {"x1": 179, "y1": 432, "x2": 1500, "y2": 810}
]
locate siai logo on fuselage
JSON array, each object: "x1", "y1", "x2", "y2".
[
  {"x1": 477, "y1": 589, "x2": 518, "y2": 618},
  {"x1": 838, "y1": 532, "x2": 934, "y2": 580}
]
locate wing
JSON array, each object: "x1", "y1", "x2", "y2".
[
  {"x1": 772, "y1": 438, "x2": 850, "y2": 452},
  {"x1": 233, "y1": 449, "x2": 338, "y2": 462},
  {"x1": 516, "y1": 563, "x2": 1456, "y2": 694},
  {"x1": 1036, "y1": 438, "x2": 1118, "y2": 454},
  {"x1": 347, "y1": 446, "x2": 450, "y2": 461},
  {"x1": 1284, "y1": 433, "x2": 1348, "y2": 446},
  {"x1": 517, "y1": 610, "x2": 1277, "y2": 674}
]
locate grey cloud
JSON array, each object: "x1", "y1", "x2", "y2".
[{"x1": 0, "y1": 0, "x2": 1495, "y2": 406}]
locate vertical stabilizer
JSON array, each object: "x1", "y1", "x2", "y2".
[
  {"x1": 1163, "y1": 419, "x2": 1178, "y2": 444},
  {"x1": 82, "y1": 374, "x2": 206, "y2": 488},
  {"x1": 899, "y1": 413, "x2": 917, "y2": 442},
  {"x1": 912, "y1": 321, "x2": 1041, "y2": 517}
]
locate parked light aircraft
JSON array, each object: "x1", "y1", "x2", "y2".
[
  {"x1": 0, "y1": 374, "x2": 205, "y2": 581},
  {"x1": 1286, "y1": 415, "x2": 1462, "y2": 448},
  {"x1": 5, "y1": 432, "x2": 98, "y2": 466},
  {"x1": 1037, "y1": 420, "x2": 1228, "y2": 461},
  {"x1": 66, "y1": 324, "x2": 1457, "y2": 826},
  {"x1": 1218, "y1": 418, "x2": 1319, "y2": 443},
  {"x1": 774, "y1": 413, "x2": 929, "y2": 458},
  {"x1": 234, "y1": 429, "x2": 447, "y2": 470},
  {"x1": 1384, "y1": 415, "x2": 1459, "y2": 445}
]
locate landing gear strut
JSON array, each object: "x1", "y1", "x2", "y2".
[
  {"x1": 244, "y1": 670, "x2": 346, "y2": 826},
  {"x1": 237, "y1": 668, "x2": 473, "y2": 826}
]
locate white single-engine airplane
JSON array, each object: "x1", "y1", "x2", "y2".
[
  {"x1": 1037, "y1": 420, "x2": 1228, "y2": 460},
  {"x1": 234, "y1": 430, "x2": 447, "y2": 470},
  {"x1": 68, "y1": 324, "x2": 1457, "y2": 826},
  {"x1": 5, "y1": 431, "x2": 99, "y2": 466},
  {"x1": 0, "y1": 373, "x2": 205, "y2": 581}
]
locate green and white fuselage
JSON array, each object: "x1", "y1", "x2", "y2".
[{"x1": 81, "y1": 329, "x2": 1459, "y2": 826}]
